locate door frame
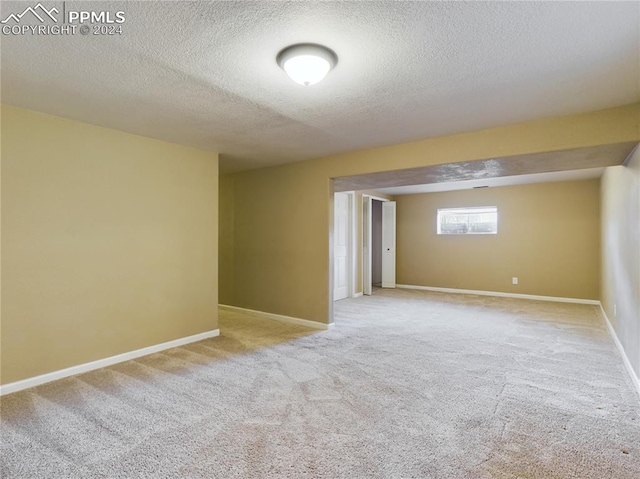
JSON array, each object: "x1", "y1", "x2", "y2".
[
  {"x1": 362, "y1": 195, "x2": 390, "y2": 295},
  {"x1": 348, "y1": 192, "x2": 358, "y2": 298},
  {"x1": 333, "y1": 191, "x2": 357, "y2": 301}
]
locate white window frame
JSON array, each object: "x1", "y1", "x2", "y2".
[{"x1": 437, "y1": 206, "x2": 498, "y2": 235}]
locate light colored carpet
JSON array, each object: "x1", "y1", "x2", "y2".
[{"x1": 2, "y1": 288, "x2": 639, "y2": 478}]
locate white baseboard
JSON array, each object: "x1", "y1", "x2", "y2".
[
  {"x1": 0, "y1": 329, "x2": 220, "y2": 396},
  {"x1": 219, "y1": 304, "x2": 333, "y2": 330},
  {"x1": 396, "y1": 284, "x2": 600, "y2": 305},
  {"x1": 353, "y1": 292, "x2": 363, "y2": 298},
  {"x1": 599, "y1": 304, "x2": 640, "y2": 400}
]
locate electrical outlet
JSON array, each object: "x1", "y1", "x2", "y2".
[
  {"x1": 614, "y1": 304, "x2": 617, "y2": 317},
  {"x1": 512, "y1": 277, "x2": 518, "y2": 285}
]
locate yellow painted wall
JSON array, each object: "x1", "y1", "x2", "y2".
[
  {"x1": 601, "y1": 147, "x2": 640, "y2": 378},
  {"x1": 219, "y1": 104, "x2": 639, "y2": 325},
  {"x1": 219, "y1": 174, "x2": 235, "y2": 305},
  {"x1": 395, "y1": 180, "x2": 600, "y2": 299},
  {"x1": 1, "y1": 105, "x2": 219, "y2": 384}
]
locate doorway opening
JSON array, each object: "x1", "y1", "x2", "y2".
[
  {"x1": 362, "y1": 194, "x2": 396, "y2": 295},
  {"x1": 371, "y1": 199, "x2": 383, "y2": 288}
]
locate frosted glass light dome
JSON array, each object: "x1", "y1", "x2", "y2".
[{"x1": 277, "y1": 44, "x2": 338, "y2": 86}]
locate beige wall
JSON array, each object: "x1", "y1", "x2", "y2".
[
  {"x1": 219, "y1": 104, "x2": 639, "y2": 325},
  {"x1": 219, "y1": 174, "x2": 235, "y2": 305},
  {"x1": 395, "y1": 180, "x2": 600, "y2": 299},
  {"x1": 1, "y1": 105, "x2": 219, "y2": 384},
  {"x1": 601, "y1": 147, "x2": 640, "y2": 379},
  {"x1": 217, "y1": 181, "x2": 393, "y2": 304}
]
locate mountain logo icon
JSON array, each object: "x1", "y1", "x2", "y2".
[{"x1": 1, "y1": 3, "x2": 59, "y2": 24}]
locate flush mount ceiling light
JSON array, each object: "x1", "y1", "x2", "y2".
[{"x1": 277, "y1": 43, "x2": 338, "y2": 86}]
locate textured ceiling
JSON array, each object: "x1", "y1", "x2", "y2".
[
  {"x1": 1, "y1": 1, "x2": 639, "y2": 173},
  {"x1": 332, "y1": 143, "x2": 638, "y2": 192},
  {"x1": 375, "y1": 168, "x2": 606, "y2": 196}
]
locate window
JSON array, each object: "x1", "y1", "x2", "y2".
[{"x1": 437, "y1": 206, "x2": 498, "y2": 235}]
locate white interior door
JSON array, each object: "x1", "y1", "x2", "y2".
[
  {"x1": 382, "y1": 201, "x2": 396, "y2": 288},
  {"x1": 363, "y1": 195, "x2": 372, "y2": 296},
  {"x1": 333, "y1": 193, "x2": 349, "y2": 301}
]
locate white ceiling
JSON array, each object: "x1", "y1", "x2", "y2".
[
  {"x1": 1, "y1": 1, "x2": 639, "y2": 173},
  {"x1": 375, "y1": 168, "x2": 605, "y2": 196}
]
